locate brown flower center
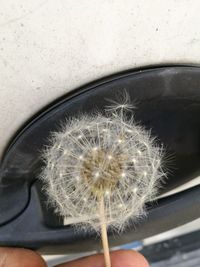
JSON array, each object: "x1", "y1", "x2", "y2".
[{"x1": 81, "y1": 148, "x2": 125, "y2": 197}]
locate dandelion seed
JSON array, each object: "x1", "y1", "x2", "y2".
[
  {"x1": 143, "y1": 171, "x2": 147, "y2": 177},
  {"x1": 75, "y1": 176, "x2": 80, "y2": 181},
  {"x1": 121, "y1": 172, "x2": 126, "y2": 178},
  {"x1": 156, "y1": 159, "x2": 161, "y2": 164},
  {"x1": 94, "y1": 172, "x2": 100, "y2": 178},
  {"x1": 133, "y1": 187, "x2": 138, "y2": 194},
  {"x1": 106, "y1": 90, "x2": 134, "y2": 113},
  {"x1": 50, "y1": 163, "x2": 54, "y2": 170},
  {"x1": 63, "y1": 150, "x2": 67, "y2": 155},
  {"x1": 132, "y1": 158, "x2": 137, "y2": 164},
  {"x1": 105, "y1": 190, "x2": 110, "y2": 197},
  {"x1": 141, "y1": 195, "x2": 146, "y2": 202}
]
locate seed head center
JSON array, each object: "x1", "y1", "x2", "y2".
[{"x1": 81, "y1": 148, "x2": 125, "y2": 196}]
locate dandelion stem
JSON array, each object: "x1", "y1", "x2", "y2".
[{"x1": 99, "y1": 196, "x2": 111, "y2": 267}]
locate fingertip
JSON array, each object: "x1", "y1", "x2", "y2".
[
  {"x1": 110, "y1": 250, "x2": 149, "y2": 267},
  {"x1": 0, "y1": 247, "x2": 47, "y2": 267},
  {"x1": 56, "y1": 250, "x2": 149, "y2": 267}
]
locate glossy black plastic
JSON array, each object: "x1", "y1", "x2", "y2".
[{"x1": 0, "y1": 66, "x2": 200, "y2": 252}]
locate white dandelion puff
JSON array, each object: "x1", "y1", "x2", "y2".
[
  {"x1": 41, "y1": 109, "x2": 165, "y2": 230},
  {"x1": 40, "y1": 96, "x2": 166, "y2": 267}
]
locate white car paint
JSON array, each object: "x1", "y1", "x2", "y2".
[{"x1": 1, "y1": 0, "x2": 200, "y2": 160}]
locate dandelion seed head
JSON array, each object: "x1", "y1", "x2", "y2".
[{"x1": 40, "y1": 98, "x2": 165, "y2": 232}]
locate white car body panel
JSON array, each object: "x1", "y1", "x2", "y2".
[{"x1": 1, "y1": 0, "x2": 200, "y2": 159}]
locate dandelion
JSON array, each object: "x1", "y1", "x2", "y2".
[{"x1": 40, "y1": 97, "x2": 165, "y2": 267}]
